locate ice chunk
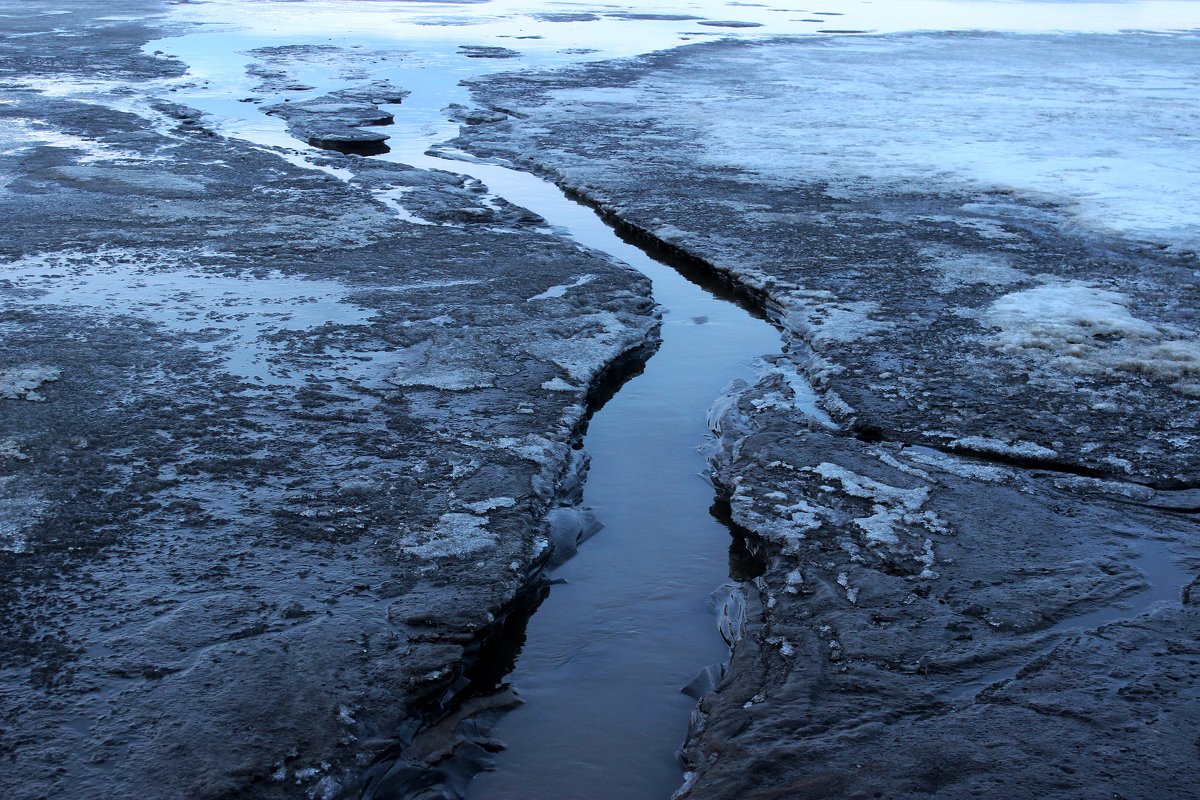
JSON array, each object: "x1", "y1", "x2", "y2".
[
  {"x1": 0, "y1": 366, "x2": 61, "y2": 401},
  {"x1": 462, "y1": 497, "x2": 517, "y2": 514},
  {"x1": 527, "y1": 273, "x2": 595, "y2": 301},
  {"x1": 401, "y1": 513, "x2": 496, "y2": 559},
  {"x1": 949, "y1": 436, "x2": 1056, "y2": 460}
]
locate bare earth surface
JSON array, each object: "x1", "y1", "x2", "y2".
[
  {"x1": 3, "y1": 2, "x2": 1199, "y2": 799},
  {"x1": 0, "y1": 3, "x2": 656, "y2": 797},
  {"x1": 453, "y1": 33, "x2": 1200, "y2": 800}
]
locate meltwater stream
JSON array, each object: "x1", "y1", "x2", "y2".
[
  {"x1": 382, "y1": 122, "x2": 783, "y2": 800},
  {"x1": 433, "y1": 162, "x2": 781, "y2": 800},
  {"x1": 149, "y1": 9, "x2": 785, "y2": 798}
]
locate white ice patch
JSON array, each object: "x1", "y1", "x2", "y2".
[
  {"x1": 949, "y1": 435, "x2": 1057, "y2": 461},
  {"x1": 808, "y1": 462, "x2": 929, "y2": 546},
  {"x1": 0, "y1": 366, "x2": 61, "y2": 401},
  {"x1": 373, "y1": 186, "x2": 436, "y2": 226},
  {"x1": 988, "y1": 284, "x2": 1159, "y2": 348},
  {"x1": 918, "y1": 538, "x2": 938, "y2": 579},
  {"x1": 906, "y1": 447, "x2": 1009, "y2": 481},
  {"x1": 491, "y1": 434, "x2": 557, "y2": 465},
  {"x1": 387, "y1": 339, "x2": 496, "y2": 391},
  {"x1": 401, "y1": 512, "x2": 495, "y2": 559},
  {"x1": 527, "y1": 273, "x2": 595, "y2": 301},
  {"x1": 837, "y1": 572, "x2": 860, "y2": 603},
  {"x1": 462, "y1": 496, "x2": 516, "y2": 513},
  {"x1": 984, "y1": 283, "x2": 1200, "y2": 384},
  {"x1": 729, "y1": 482, "x2": 821, "y2": 554},
  {"x1": 748, "y1": 359, "x2": 838, "y2": 429},
  {"x1": 524, "y1": 311, "x2": 640, "y2": 381},
  {"x1": 784, "y1": 568, "x2": 804, "y2": 594},
  {"x1": 540, "y1": 377, "x2": 578, "y2": 392},
  {"x1": 4, "y1": 119, "x2": 163, "y2": 164},
  {"x1": 0, "y1": 439, "x2": 28, "y2": 461}
]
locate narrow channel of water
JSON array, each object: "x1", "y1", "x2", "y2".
[
  {"x1": 396, "y1": 159, "x2": 781, "y2": 800},
  {"x1": 149, "y1": 17, "x2": 783, "y2": 799},
  {"x1": 128, "y1": 4, "x2": 1199, "y2": 796},
  {"x1": 381, "y1": 109, "x2": 783, "y2": 800}
]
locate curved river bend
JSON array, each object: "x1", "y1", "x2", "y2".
[{"x1": 152, "y1": 6, "x2": 791, "y2": 797}]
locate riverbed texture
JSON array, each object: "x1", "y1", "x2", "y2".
[
  {"x1": 455, "y1": 28, "x2": 1200, "y2": 800},
  {"x1": 3, "y1": 1, "x2": 1199, "y2": 799},
  {"x1": 1, "y1": 3, "x2": 661, "y2": 797}
]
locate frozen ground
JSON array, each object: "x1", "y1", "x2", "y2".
[
  {"x1": 0, "y1": 2, "x2": 660, "y2": 797},
  {"x1": 3, "y1": 0, "x2": 1200, "y2": 798},
  {"x1": 460, "y1": 30, "x2": 1200, "y2": 484},
  {"x1": 451, "y1": 15, "x2": 1200, "y2": 800}
]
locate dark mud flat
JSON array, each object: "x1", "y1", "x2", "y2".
[
  {"x1": 0, "y1": 2, "x2": 658, "y2": 797},
  {"x1": 455, "y1": 33, "x2": 1200, "y2": 799}
]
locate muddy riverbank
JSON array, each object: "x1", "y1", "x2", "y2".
[
  {"x1": 453, "y1": 31, "x2": 1200, "y2": 798},
  {"x1": 4, "y1": 1, "x2": 1199, "y2": 798},
  {"x1": 1, "y1": 3, "x2": 660, "y2": 797}
]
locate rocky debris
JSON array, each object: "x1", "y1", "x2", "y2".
[
  {"x1": 695, "y1": 20, "x2": 763, "y2": 28},
  {"x1": 532, "y1": 12, "x2": 599, "y2": 22},
  {"x1": 454, "y1": 32, "x2": 1200, "y2": 799},
  {"x1": 458, "y1": 45, "x2": 521, "y2": 59},
  {"x1": 0, "y1": 4, "x2": 655, "y2": 798},
  {"x1": 264, "y1": 84, "x2": 407, "y2": 155},
  {"x1": 446, "y1": 103, "x2": 509, "y2": 126},
  {"x1": 0, "y1": 366, "x2": 61, "y2": 401},
  {"x1": 605, "y1": 12, "x2": 704, "y2": 21}
]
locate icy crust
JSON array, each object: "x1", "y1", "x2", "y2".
[
  {"x1": 456, "y1": 32, "x2": 1200, "y2": 485},
  {"x1": 983, "y1": 282, "x2": 1200, "y2": 390},
  {"x1": 0, "y1": 34, "x2": 658, "y2": 800},
  {"x1": 0, "y1": 366, "x2": 61, "y2": 401},
  {"x1": 453, "y1": 30, "x2": 1200, "y2": 798},
  {"x1": 690, "y1": 370, "x2": 1200, "y2": 800},
  {"x1": 605, "y1": 33, "x2": 1200, "y2": 253}
]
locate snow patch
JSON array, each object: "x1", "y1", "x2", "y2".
[
  {"x1": 906, "y1": 447, "x2": 1009, "y2": 481},
  {"x1": 988, "y1": 284, "x2": 1158, "y2": 350},
  {"x1": 527, "y1": 273, "x2": 595, "y2": 301},
  {"x1": 401, "y1": 512, "x2": 496, "y2": 559},
  {"x1": 462, "y1": 496, "x2": 516, "y2": 513},
  {"x1": 540, "y1": 377, "x2": 578, "y2": 392},
  {"x1": 949, "y1": 435, "x2": 1057, "y2": 460},
  {"x1": 982, "y1": 275, "x2": 1200, "y2": 391},
  {"x1": 808, "y1": 462, "x2": 929, "y2": 546},
  {"x1": 0, "y1": 367, "x2": 61, "y2": 401},
  {"x1": 729, "y1": 482, "x2": 821, "y2": 554}
]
